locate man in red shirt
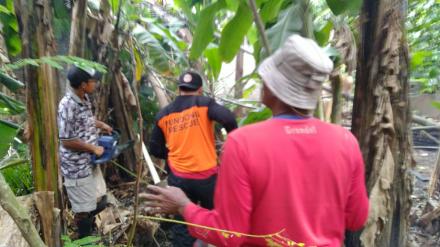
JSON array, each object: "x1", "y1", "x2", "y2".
[{"x1": 141, "y1": 35, "x2": 369, "y2": 247}]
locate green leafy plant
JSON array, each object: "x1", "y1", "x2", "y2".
[
  {"x1": 0, "y1": 136, "x2": 32, "y2": 196},
  {"x1": 325, "y1": 0, "x2": 362, "y2": 16},
  {"x1": 239, "y1": 107, "x2": 272, "y2": 126},
  {"x1": 407, "y1": 0, "x2": 439, "y2": 93},
  {"x1": 0, "y1": 120, "x2": 18, "y2": 158},
  {"x1": 0, "y1": 0, "x2": 21, "y2": 56},
  {"x1": 2, "y1": 55, "x2": 107, "y2": 73},
  {"x1": 61, "y1": 235, "x2": 103, "y2": 247},
  {"x1": 0, "y1": 159, "x2": 32, "y2": 196}
]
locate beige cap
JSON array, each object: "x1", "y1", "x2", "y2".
[{"x1": 257, "y1": 35, "x2": 333, "y2": 110}]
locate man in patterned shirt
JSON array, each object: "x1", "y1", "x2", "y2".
[{"x1": 58, "y1": 65, "x2": 112, "y2": 238}]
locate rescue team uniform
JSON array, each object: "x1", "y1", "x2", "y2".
[
  {"x1": 149, "y1": 95, "x2": 237, "y2": 246},
  {"x1": 182, "y1": 117, "x2": 369, "y2": 247}
]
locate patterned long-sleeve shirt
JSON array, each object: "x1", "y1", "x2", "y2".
[{"x1": 57, "y1": 92, "x2": 98, "y2": 179}]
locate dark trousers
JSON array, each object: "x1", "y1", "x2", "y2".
[{"x1": 167, "y1": 172, "x2": 217, "y2": 247}]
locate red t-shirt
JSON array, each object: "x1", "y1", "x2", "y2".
[{"x1": 183, "y1": 118, "x2": 369, "y2": 246}]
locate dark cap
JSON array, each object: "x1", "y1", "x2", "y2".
[
  {"x1": 67, "y1": 65, "x2": 102, "y2": 88},
  {"x1": 178, "y1": 71, "x2": 203, "y2": 90}
]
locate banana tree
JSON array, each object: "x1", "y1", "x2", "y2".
[
  {"x1": 13, "y1": 0, "x2": 70, "y2": 245},
  {"x1": 346, "y1": 0, "x2": 412, "y2": 246}
]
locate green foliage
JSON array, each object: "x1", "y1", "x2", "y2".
[
  {"x1": 325, "y1": 0, "x2": 362, "y2": 16},
  {"x1": 407, "y1": 0, "x2": 439, "y2": 92},
  {"x1": 1, "y1": 159, "x2": 33, "y2": 196},
  {"x1": 314, "y1": 21, "x2": 333, "y2": 46},
  {"x1": 0, "y1": 130, "x2": 32, "y2": 196},
  {"x1": 239, "y1": 107, "x2": 272, "y2": 126},
  {"x1": 225, "y1": 0, "x2": 239, "y2": 11},
  {"x1": 109, "y1": 0, "x2": 120, "y2": 15},
  {"x1": 173, "y1": 0, "x2": 192, "y2": 14},
  {"x1": 432, "y1": 101, "x2": 440, "y2": 110},
  {"x1": 266, "y1": 3, "x2": 303, "y2": 57},
  {"x1": 120, "y1": 1, "x2": 188, "y2": 75},
  {"x1": 137, "y1": 17, "x2": 188, "y2": 70},
  {"x1": 260, "y1": 0, "x2": 285, "y2": 23},
  {"x1": 132, "y1": 24, "x2": 173, "y2": 73},
  {"x1": 139, "y1": 82, "x2": 160, "y2": 134},
  {"x1": 410, "y1": 51, "x2": 432, "y2": 70},
  {"x1": 204, "y1": 45, "x2": 222, "y2": 79},
  {"x1": 0, "y1": 1, "x2": 21, "y2": 56},
  {"x1": 52, "y1": 0, "x2": 70, "y2": 19},
  {"x1": 0, "y1": 120, "x2": 18, "y2": 158},
  {"x1": 219, "y1": 2, "x2": 253, "y2": 62},
  {"x1": 0, "y1": 4, "x2": 9, "y2": 13},
  {"x1": 0, "y1": 71, "x2": 23, "y2": 92},
  {"x1": 61, "y1": 235, "x2": 102, "y2": 247},
  {"x1": 3, "y1": 56, "x2": 107, "y2": 73},
  {"x1": 0, "y1": 92, "x2": 26, "y2": 115},
  {"x1": 189, "y1": 0, "x2": 226, "y2": 60}
]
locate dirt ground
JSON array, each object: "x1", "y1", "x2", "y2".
[{"x1": 408, "y1": 148, "x2": 440, "y2": 247}]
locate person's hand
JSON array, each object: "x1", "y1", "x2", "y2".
[
  {"x1": 139, "y1": 185, "x2": 191, "y2": 215},
  {"x1": 94, "y1": 146, "x2": 104, "y2": 157},
  {"x1": 100, "y1": 122, "x2": 113, "y2": 134}
]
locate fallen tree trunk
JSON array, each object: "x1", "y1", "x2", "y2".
[
  {"x1": 0, "y1": 173, "x2": 46, "y2": 247},
  {"x1": 413, "y1": 115, "x2": 440, "y2": 127}
]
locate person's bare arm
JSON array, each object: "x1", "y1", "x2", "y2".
[
  {"x1": 95, "y1": 120, "x2": 113, "y2": 134},
  {"x1": 61, "y1": 139, "x2": 104, "y2": 156}
]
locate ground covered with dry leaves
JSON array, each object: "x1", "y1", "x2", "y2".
[{"x1": 408, "y1": 148, "x2": 440, "y2": 246}]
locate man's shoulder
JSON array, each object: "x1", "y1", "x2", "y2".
[
  {"x1": 197, "y1": 95, "x2": 214, "y2": 104},
  {"x1": 155, "y1": 103, "x2": 173, "y2": 120},
  {"x1": 313, "y1": 120, "x2": 359, "y2": 146},
  {"x1": 155, "y1": 96, "x2": 214, "y2": 120},
  {"x1": 58, "y1": 94, "x2": 75, "y2": 109},
  {"x1": 317, "y1": 120, "x2": 355, "y2": 137}
]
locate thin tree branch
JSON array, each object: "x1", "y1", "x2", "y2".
[
  {"x1": 114, "y1": 0, "x2": 123, "y2": 32},
  {"x1": 127, "y1": 46, "x2": 145, "y2": 247},
  {"x1": 248, "y1": 0, "x2": 271, "y2": 55}
]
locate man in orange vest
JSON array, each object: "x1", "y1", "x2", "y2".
[{"x1": 149, "y1": 71, "x2": 237, "y2": 246}]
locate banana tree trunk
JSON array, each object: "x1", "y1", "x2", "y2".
[
  {"x1": 68, "y1": 0, "x2": 87, "y2": 57},
  {"x1": 330, "y1": 74, "x2": 342, "y2": 124},
  {"x1": 14, "y1": 0, "x2": 62, "y2": 246},
  {"x1": 88, "y1": 0, "x2": 140, "y2": 173},
  {"x1": 346, "y1": 0, "x2": 412, "y2": 246}
]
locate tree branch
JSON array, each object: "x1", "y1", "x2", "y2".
[
  {"x1": 248, "y1": 0, "x2": 271, "y2": 55},
  {"x1": 0, "y1": 173, "x2": 46, "y2": 247}
]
